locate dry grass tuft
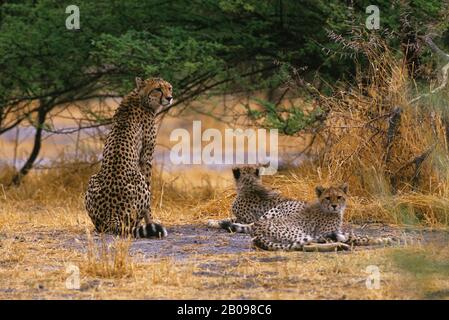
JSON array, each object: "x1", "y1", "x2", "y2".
[{"x1": 81, "y1": 235, "x2": 135, "y2": 279}]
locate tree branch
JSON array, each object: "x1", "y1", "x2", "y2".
[
  {"x1": 410, "y1": 36, "x2": 449, "y2": 104},
  {"x1": 10, "y1": 100, "x2": 52, "y2": 186}
]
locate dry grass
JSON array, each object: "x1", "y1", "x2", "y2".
[
  {"x1": 1, "y1": 224, "x2": 448, "y2": 299},
  {"x1": 300, "y1": 38, "x2": 449, "y2": 227},
  {"x1": 0, "y1": 164, "x2": 449, "y2": 299},
  {"x1": 82, "y1": 236, "x2": 135, "y2": 279}
]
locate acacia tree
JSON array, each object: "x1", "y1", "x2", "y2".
[
  {"x1": 0, "y1": 0, "x2": 227, "y2": 184},
  {"x1": 0, "y1": 0, "x2": 349, "y2": 184},
  {"x1": 1, "y1": 0, "x2": 447, "y2": 184},
  {"x1": 245, "y1": 0, "x2": 449, "y2": 137},
  {"x1": 0, "y1": 1, "x2": 121, "y2": 184}
]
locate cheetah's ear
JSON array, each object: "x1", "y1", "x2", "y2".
[
  {"x1": 315, "y1": 186, "x2": 325, "y2": 197},
  {"x1": 232, "y1": 167, "x2": 241, "y2": 180},
  {"x1": 135, "y1": 77, "x2": 144, "y2": 89},
  {"x1": 340, "y1": 183, "x2": 349, "y2": 194}
]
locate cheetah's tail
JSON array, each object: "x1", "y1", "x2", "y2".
[
  {"x1": 344, "y1": 233, "x2": 397, "y2": 246},
  {"x1": 207, "y1": 219, "x2": 252, "y2": 233},
  {"x1": 252, "y1": 236, "x2": 302, "y2": 251},
  {"x1": 252, "y1": 236, "x2": 351, "y2": 252},
  {"x1": 133, "y1": 223, "x2": 168, "y2": 239}
]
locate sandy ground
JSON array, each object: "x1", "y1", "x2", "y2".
[{"x1": 1, "y1": 220, "x2": 449, "y2": 299}]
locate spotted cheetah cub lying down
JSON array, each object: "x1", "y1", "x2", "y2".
[
  {"x1": 207, "y1": 165, "x2": 305, "y2": 234},
  {"x1": 251, "y1": 184, "x2": 395, "y2": 252}
]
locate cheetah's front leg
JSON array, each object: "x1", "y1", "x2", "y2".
[
  {"x1": 132, "y1": 174, "x2": 167, "y2": 239},
  {"x1": 135, "y1": 199, "x2": 167, "y2": 238},
  {"x1": 137, "y1": 211, "x2": 167, "y2": 238},
  {"x1": 139, "y1": 158, "x2": 152, "y2": 188}
]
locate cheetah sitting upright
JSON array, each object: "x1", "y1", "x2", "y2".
[
  {"x1": 85, "y1": 77, "x2": 173, "y2": 238},
  {"x1": 207, "y1": 165, "x2": 306, "y2": 233},
  {"x1": 251, "y1": 184, "x2": 395, "y2": 251}
]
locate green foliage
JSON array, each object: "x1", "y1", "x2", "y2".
[
  {"x1": 247, "y1": 98, "x2": 323, "y2": 136},
  {"x1": 0, "y1": 0, "x2": 448, "y2": 126},
  {"x1": 93, "y1": 29, "x2": 227, "y2": 94},
  {"x1": 0, "y1": 0, "x2": 447, "y2": 180}
]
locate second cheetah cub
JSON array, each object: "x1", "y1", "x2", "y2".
[{"x1": 207, "y1": 165, "x2": 306, "y2": 233}]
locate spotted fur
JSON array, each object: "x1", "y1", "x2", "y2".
[
  {"x1": 251, "y1": 184, "x2": 351, "y2": 251},
  {"x1": 343, "y1": 233, "x2": 396, "y2": 246},
  {"x1": 207, "y1": 165, "x2": 306, "y2": 233},
  {"x1": 252, "y1": 184, "x2": 395, "y2": 251},
  {"x1": 85, "y1": 77, "x2": 173, "y2": 238}
]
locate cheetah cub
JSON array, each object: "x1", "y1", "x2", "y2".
[
  {"x1": 207, "y1": 165, "x2": 306, "y2": 233},
  {"x1": 251, "y1": 184, "x2": 395, "y2": 251}
]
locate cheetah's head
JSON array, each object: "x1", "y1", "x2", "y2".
[
  {"x1": 315, "y1": 183, "x2": 348, "y2": 215},
  {"x1": 232, "y1": 165, "x2": 262, "y2": 189},
  {"x1": 135, "y1": 77, "x2": 173, "y2": 112}
]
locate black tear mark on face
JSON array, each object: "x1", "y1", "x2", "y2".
[
  {"x1": 152, "y1": 88, "x2": 163, "y2": 105},
  {"x1": 255, "y1": 168, "x2": 260, "y2": 177},
  {"x1": 232, "y1": 168, "x2": 241, "y2": 180},
  {"x1": 151, "y1": 88, "x2": 163, "y2": 94}
]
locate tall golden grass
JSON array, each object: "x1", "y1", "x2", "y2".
[{"x1": 304, "y1": 38, "x2": 449, "y2": 226}]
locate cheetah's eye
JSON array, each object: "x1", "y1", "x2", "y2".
[
  {"x1": 325, "y1": 197, "x2": 331, "y2": 201},
  {"x1": 337, "y1": 196, "x2": 342, "y2": 200}
]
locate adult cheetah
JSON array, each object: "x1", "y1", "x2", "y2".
[
  {"x1": 207, "y1": 165, "x2": 306, "y2": 233},
  {"x1": 252, "y1": 184, "x2": 395, "y2": 251},
  {"x1": 85, "y1": 77, "x2": 173, "y2": 238}
]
